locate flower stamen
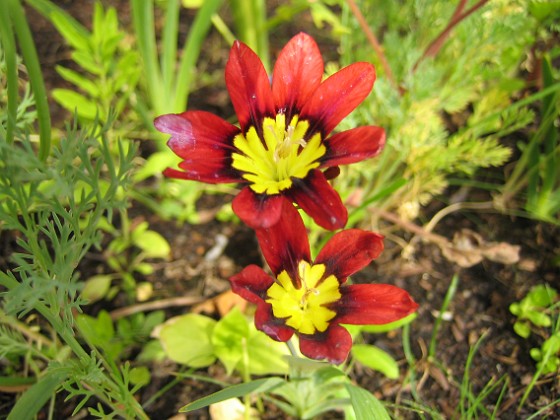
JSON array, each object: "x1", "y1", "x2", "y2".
[
  {"x1": 231, "y1": 114, "x2": 325, "y2": 195},
  {"x1": 266, "y1": 261, "x2": 341, "y2": 335}
]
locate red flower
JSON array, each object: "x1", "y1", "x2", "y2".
[
  {"x1": 229, "y1": 200, "x2": 418, "y2": 364},
  {"x1": 155, "y1": 33, "x2": 385, "y2": 230}
]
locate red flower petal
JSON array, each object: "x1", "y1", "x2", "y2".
[
  {"x1": 157, "y1": 112, "x2": 242, "y2": 183},
  {"x1": 163, "y1": 164, "x2": 240, "y2": 184},
  {"x1": 254, "y1": 302, "x2": 294, "y2": 342},
  {"x1": 232, "y1": 187, "x2": 284, "y2": 229},
  {"x1": 229, "y1": 264, "x2": 274, "y2": 304},
  {"x1": 230, "y1": 265, "x2": 294, "y2": 342},
  {"x1": 255, "y1": 198, "x2": 310, "y2": 277},
  {"x1": 301, "y1": 62, "x2": 376, "y2": 136},
  {"x1": 335, "y1": 284, "x2": 418, "y2": 325},
  {"x1": 272, "y1": 33, "x2": 323, "y2": 119},
  {"x1": 298, "y1": 325, "x2": 352, "y2": 364},
  {"x1": 288, "y1": 169, "x2": 347, "y2": 231},
  {"x1": 315, "y1": 230, "x2": 384, "y2": 281},
  {"x1": 321, "y1": 126, "x2": 386, "y2": 167},
  {"x1": 225, "y1": 41, "x2": 274, "y2": 132},
  {"x1": 154, "y1": 111, "x2": 239, "y2": 154}
]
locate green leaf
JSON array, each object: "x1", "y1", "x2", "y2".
[
  {"x1": 71, "y1": 50, "x2": 102, "y2": 75},
  {"x1": 211, "y1": 307, "x2": 249, "y2": 374},
  {"x1": 80, "y1": 274, "x2": 112, "y2": 303},
  {"x1": 182, "y1": 0, "x2": 204, "y2": 8},
  {"x1": 50, "y1": 9, "x2": 90, "y2": 51},
  {"x1": 157, "y1": 313, "x2": 216, "y2": 368},
  {"x1": 134, "y1": 151, "x2": 180, "y2": 182},
  {"x1": 345, "y1": 384, "x2": 390, "y2": 420},
  {"x1": 52, "y1": 89, "x2": 98, "y2": 119},
  {"x1": 513, "y1": 320, "x2": 531, "y2": 339},
  {"x1": 179, "y1": 378, "x2": 285, "y2": 413},
  {"x1": 212, "y1": 307, "x2": 289, "y2": 375},
  {"x1": 7, "y1": 370, "x2": 68, "y2": 420},
  {"x1": 245, "y1": 326, "x2": 290, "y2": 375},
  {"x1": 358, "y1": 312, "x2": 417, "y2": 333},
  {"x1": 529, "y1": 284, "x2": 557, "y2": 307},
  {"x1": 55, "y1": 66, "x2": 99, "y2": 97},
  {"x1": 132, "y1": 228, "x2": 171, "y2": 259},
  {"x1": 129, "y1": 366, "x2": 151, "y2": 387},
  {"x1": 351, "y1": 344, "x2": 400, "y2": 379}
]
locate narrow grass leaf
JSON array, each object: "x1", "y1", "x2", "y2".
[
  {"x1": 179, "y1": 377, "x2": 285, "y2": 412},
  {"x1": 7, "y1": 370, "x2": 67, "y2": 420}
]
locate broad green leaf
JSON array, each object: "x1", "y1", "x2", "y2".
[
  {"x1": 513, "y1": 320, "x2": 531, "y2": 339},
  {"x1": 76, "y1": 310, "x2": 115, "y2": 344},
  {"x1": 134, "y1": 151, "x2": 180, "y2": 182},
  {"x1": 345, "y1": 384, "x2": 390, "y2": 420},
  {"x1": 179, "y1": 378, "x2": 285, "y2": 413},
  {"x1": 129, "y1": 366, "x2": 150, "y2": 387},
  {"x1": 157, "y1": 314, "x2": 216, "y2": 368},
  {"x1": 351, "y1": 344, "x2": 400, "y2": 379},
  {"x1": 80, "y1": 274, "x2": 112, "y2": 303},
  {"x1": 52, "y1": 89, "x2": 98, "y2": 120},
  {"x1": 7, "y1": 370, "x2": 68, "y2": 420},
  {"x1": 132, "y1": 229, "x2": 171, "y2": 259},
  {"x1": 529, "y1": 284, "x2": 557, "y2": 307},
  {"x1": 245, "y1": 327, "x2": 290, "y2": 375},
  {"x1": 212, "y1": 307, "x2": 289, "y2": 375},
  {"x1": 211, "y1": 307, "x2": 249, "y2": 374}
]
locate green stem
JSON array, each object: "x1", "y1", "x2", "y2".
[
  {"x1": 0, "y1": 8, "x2": 18, "y2": 144},
  {"x1": 131, "y1": 0, "x2": 164, "y2": 113},
  {"x1": 428, "y1": 274, "x2": 459, "y2": 359},
  {"x1": 230, "y1": 0, "x2": 269, "y2": 72},
  {"x1": 173, "y1": 0, "x2": 225, "y2": 112},
  {"x1": 161, "y1": 0, "x2": 180, "y2": 95},
  {"x1": 8, "y1": 0, "x2": 51, "y2": 160}
]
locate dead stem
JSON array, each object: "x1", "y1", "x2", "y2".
[
  {"x1": 413, "y1": 0, "x2": 490, "y2": 72},
  {"x1": 109, "y1": 295, "x2": 204, "y2": 320},
  {"x1": 378, "y1": 210, "x2": 448, "y2": 246},
  {"x1": 345, "y1": 0, "x2": 399, "y2": 92}
]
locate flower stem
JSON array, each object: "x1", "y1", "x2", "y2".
[{"x1": 286, "y1": 338, "x2": 299, "y2": 357}]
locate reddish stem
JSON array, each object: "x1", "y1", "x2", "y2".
[
  {"x1": 413, "y1": 0, "x2": 489, "y2": 71},
  {"x1": 345, "y1": 0, "x2": 399, "y2": 92}
]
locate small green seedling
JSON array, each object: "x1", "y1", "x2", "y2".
[{"x1": 509, "y1": 284, "x2": 557, "y2": 339}]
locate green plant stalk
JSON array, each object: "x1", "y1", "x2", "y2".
[
  {"x1": 0, "y1": 9, "x2": 18, "y2": 144},
  {"x1": 230, "y1": 0, "x2": 269, "y2": 72},
  {"x1": 401, "y1": 323, "x2": 421, "y2": 404},
  {"x1": 529, "y1": 56, "x2": 559, "y2": 217},
  {"x1": 429, "y1": 274, "x2": 459, "y2": 359},
  {"x1": 540, "y1": 56, "x2": 558, "y2": 194},
  {"x1": 173, "y1": 0, "x2": 225, "y2": 112},
  {"x1": 161, "y1": 0, "x2": 180, "y2": 95},
  {"x1": 211, "y1": 14, "x2": 236, "y2": 46},
  {"x1": 7, "y1": 0, "x2": 51, "y2": 160},
  {"x1": 131, "y1": 0, "x2": 164, "y2": 113},
  {"x1": 458, "y1": 331, "x2": 488, "y2": 417},
  {"x1": 252, "y1": 0, "x2": 269, "y2": 72}
]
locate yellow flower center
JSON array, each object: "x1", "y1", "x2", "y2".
[
  {"x1": 266, "y1": 261, "x2": 341, "y2": 335},
  {"x1": 231, "y1": 114, "x2": 326, "y2": 195}
]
